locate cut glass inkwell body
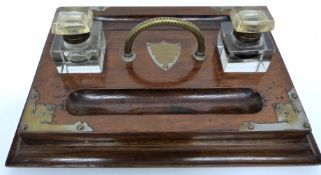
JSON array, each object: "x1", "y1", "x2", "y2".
[
  {"x1": 50, "y1": 7, "x2": 106, "y2": 73},
  {"x1": 217, "y1": 7, "x2": 275, "y2": 72}
]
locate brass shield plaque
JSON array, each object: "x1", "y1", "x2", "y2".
[{"x1": 147, "y1": 41, "x2": 181, "y2": 70}]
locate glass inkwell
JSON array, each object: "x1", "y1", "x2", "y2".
[
  {"x1": 217, "y1": 7, "x2": 275, "y2": 72},
  {"x1": 50, "y1": 7, "x2": 106, "y2": 73}
]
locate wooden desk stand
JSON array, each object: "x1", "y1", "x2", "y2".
[{"x1": 6, "y1": 7, "x2": 321, "y2": 167}]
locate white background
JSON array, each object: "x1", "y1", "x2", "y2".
[{"x1": 0, "y1": 0, "x2": 320, "y2": 174}]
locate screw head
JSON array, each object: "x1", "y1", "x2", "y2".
[
  {"x1": 303, "y1": 122, "x2": 310, "y2": 129},
  {"x1": 163, "y1": 64, "x2": 169, "y2": 69},
  {"x1": 248, "y1": 123, "x2": 255, "y2": 130},
  {"x1": 77, "y1": 123, "x2": 85, "y2": 131},
  {"x1": 291, "y1": 93, "x2": 298, "y2": 99},
  {"x1": 21, "y1": 124, "x2": 28, "y2": 131}
]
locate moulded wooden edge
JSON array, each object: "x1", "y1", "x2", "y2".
[{"x1": 6, "y1": 132, "x2": 321, "y2": 167}]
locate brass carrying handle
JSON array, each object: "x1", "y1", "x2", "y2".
[{"x1": 121, "y1": 17, "x2": 206, "y2": 62}]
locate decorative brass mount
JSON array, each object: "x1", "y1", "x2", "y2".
[
  {"x1": 240, "y1": 88, "x2": 311, "y2": 131},
  {"x1": 121, "y1": 17, "x2": 206, "y2": 62},
  {"x1": 19, "y1": 88, "x2": 93, "y2": 133}
]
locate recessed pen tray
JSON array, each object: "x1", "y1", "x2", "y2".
[{"x1": 66, "y1": 88, "x2": 263, "y2": 115}]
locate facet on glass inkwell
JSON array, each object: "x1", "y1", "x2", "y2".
[
  {"x1": 50, "y1": 7, "x2": 106, "y2": 73},
  {"x1": 217, "y1": 7, "x2": 275, "y2": 72}
]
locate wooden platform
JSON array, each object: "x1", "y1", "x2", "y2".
[{"x1": 6, "y1": 7, "x2": 321, "y2": 167}]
